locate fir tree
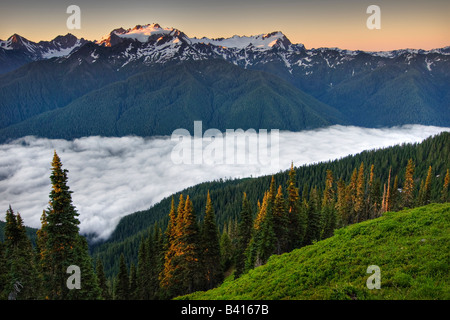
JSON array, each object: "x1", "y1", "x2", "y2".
[
  {"x1": 303, "y1": 187, "x2": 320, "y2": 244},
  {"x1": 441, "y1": 169, "x2": 450, "y2": 203},
  {"x1": 0, "y1": 242, "x2": 8, "y2": 299},
  {"x1": 129, "y1": 263, "x2": 137, "y2": 300},
  {"x1": 346, "y1": 167, "x2": 358, "y2": 224},
  {"x1": 272, "y1": 185, "x2": 289, "y2": 254},
  {"x1": 160, "y1": 195, "x2": 185, "y2": 297},
  {"x1": 200, "y1": 191, "x2": 222, "y2": 289},
  {"x1": 96, "y1": 258, "x2": 111, "y2": 300},
  {"x1": 381, "y1": 167, "x2": 392, "y2": 213},
  {"x1": 421, "y1": 166, "x2": 433, "y2": 206},
  {"x1": 235, "y1": 192, "x2": 253, "y2": 278},
  {"x1": 114, "y1": 254, "x2": 129, "y2": 300},
  {"x1": 335, "y1": 178, "x2": 348, "y2": 227},
  {"x1": 403, "y1": 159, "x2": 415, "y2": 208},
  {"x1": 39, "y1": 151, "x2": 99, "y2": 299},
  {"x1": 354, "y1": 163, "x2": 365, "y2": 222},
  {"x1": 66, "y1": 236, "x2": 101, "y2": 300},
  {"x1": 178, "y1": 195, "x2": 201, "y2": 293},
  {"x1": 4, "y1": 207, "x2": 41, "y2": 299},
  {"x1": 219, "y1": 230, "x2": 233, "y2": 274},
  {"x1": 366, "y1": 164, "x2": 377, "y2": 217},
  {"x1": 136, "y1": 236, "x2": 149, "y2": 299},
  {"x1": 165, "y1": 197, "x2": 176, "y2": 248},
  {"x1": 249, "y1": 192, "x2": 276, "y2": 267},
  {"x1": 286, "y1": 163, "x2": 306, "y2": 251},
  {"x1": 321, "y1": 170, "x2": 336, "y2": 239},
  {"x1": 149, "y1": 224, "x2": 164, "y2": 299},
  {"x1": 390, "y1": 175, "x2": 400, "y2": 212},
  {"x1": 41, "y1": 151, "x2": 80, "y2": 299}
]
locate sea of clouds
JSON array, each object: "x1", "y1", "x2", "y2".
[{"x1": 0, "y1": 124, "x2": 448, "y2": 241}]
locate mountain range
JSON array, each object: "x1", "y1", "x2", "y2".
[{"x1": 0, "y1": 23, "x2": 449, "y2": 142}]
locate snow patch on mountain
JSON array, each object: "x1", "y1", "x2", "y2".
[{"x1": 190, "y1": 31, "x2": 288, "y2": 50}]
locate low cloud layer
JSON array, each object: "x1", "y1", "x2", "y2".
[{"x1": 0, "y1": 125, "x2": 448, "y2": 241}]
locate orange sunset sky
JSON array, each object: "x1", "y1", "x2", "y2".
[{"x1": 0, "y1": 0, "x2": 448, "y2": 51}]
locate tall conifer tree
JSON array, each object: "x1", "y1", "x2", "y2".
[
  {"x1": 286, "y1": 163, "x2": 306, "y2": 250},
  {"x1": 200, "y1": 191, "x2": 222, "y2": 289},
  {"x1": 321, "y1": 170, "x2": 336, "y2": 239},
  {"x1": 354, "y1": 163, "x2": 365, "y2": 222},
  {"x1": 403, "y1": 159, "x2": 415, "y2": 208},
  {"x1": 114, "y1": 253, "x2": 129, "y2": 300},
  {"x1": 96, "y1": 258, "x2": 111, "y2": 300},
  {"x1": 422, "y1": 166, "x2": 433, "y2": 206},
  {"x1": 4, "y1": 207, "x2": 41, "y2": 299},
  {"x1": 441, "y1": 169, "x2": 450, "y2": 203},
  {"x1": 179, "y1": 195, "x2": 201, "y2": 293},
  {"x1": 160, "y1": 195, "x2": 184, "y2": 297},
  {"x1": 235, "y1": 192, "x2": 253, "y2": 278},
  {"x1": 40, "y1": 151, "x2": 99, "y2": 299},
  {"x1": 273, "y1": 185, "x2": 289, "y2": 254}
]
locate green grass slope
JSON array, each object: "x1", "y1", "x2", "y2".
[{"x1": 181, "y1": 203, "x2": 450, "y2": 300}]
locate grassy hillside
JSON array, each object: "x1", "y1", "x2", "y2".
[{"x1": 180, "y1": 203, "x2": 450, "y2": 300}]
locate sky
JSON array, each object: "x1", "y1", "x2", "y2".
[
  {"x1": 1, "y1": 125, "x2": 448, "y2": 241},
  {"x1": 0, "y1": 0, "x2": 448, "y2": 51}
]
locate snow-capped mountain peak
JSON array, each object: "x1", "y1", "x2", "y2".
[
  {"x1": 190, "y1": 31, "x2": 291, "y2": 50},
  {"x1": 96, "y1": 23, "x2": 183, "y2": 47},
  {"x1": 1, "y1": 23, "x2": 448, "y2": 76}
]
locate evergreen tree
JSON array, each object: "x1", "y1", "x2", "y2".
[
  {"x1": 366, "y1": 164, "x2": 377, "y2": 218},
  {"x1": 421, "y1": 166, "x2": 433, "y2": 206},
  {"x1": 41, "y1": 151, "x2": 80, "y2": 299},
  {"x1": 39, "y1": 151, "x2": 99, "y2": 299},
  {"x1": 346, "y1": 167, "x2": 358, "y2": 224},
  {"x1": 441, "y1": 169, "x2": 450, "y2": 203},
  {"x1": 66, "y1": 236, "x2": 101, "y2": 300},
  {"x1": 129, "y1": 263, "x2": 137, "y2": 299},
  {"x1": 149, "y1": 224, "x2": 164, "y2": 299},
  {"x1": 178, "y1": 195, "x2": 201, "y2": 293},
  {"x1": 96, "y1": 258, "x2": 111, "y2": 300},
  {"x1": 235, "y1": 192, "x2": 253, "y2": 278},
  {"x1": 335, "y1": 178, "x2": 348, "y2": 227},
  {"x1": 160, "y1": 195, "x2": 185, "y2": 297},
  {"x1": 403, "y1": 159, "x2": 415, "y2": 208},
  {"x1": 248, "y1": 192, "x2": 276, "y2": 267},
  {"x1": 165, "y1": 197, "x2": 176, "y2": 249},
  {"x1": 114, "y1": 254, "x2": 129, "y2": 300},
  {"x1": 390, "y1": 175, "x2": 400, "y2": 212},
  {"x1": 272, "y1": 185, "x2": 289, "y2": 254},
  {"x1": 4, "y1": 207, "x2": 41, "y2": 299},
  {"x1": 200, "y1": 191, "x2": 222, "y2": 289},
  {"x1": 304, "y1": 187, "x2": 321, "y2": 244},
  {"x1": 286, "y1": 163, "x2": 306, "y2": 250},
  {"x1": 219, "y1": 230, "x2": 233, "y2": 274},
  {"x1": 0, "y1": 242, "x2": 8, "y2": 299},
  {"x1": 136, "y1": 236, "x2": 149, "y2": 299},
  {"x1": 354, "y1": 163, "x2": 365, "y2": 222},
  {"x1": 321, "y1": 170, "x2": 337, "y2": 239},
  {"x1": 381, "y1": 167, "x2": 392, "y2": 213}
]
